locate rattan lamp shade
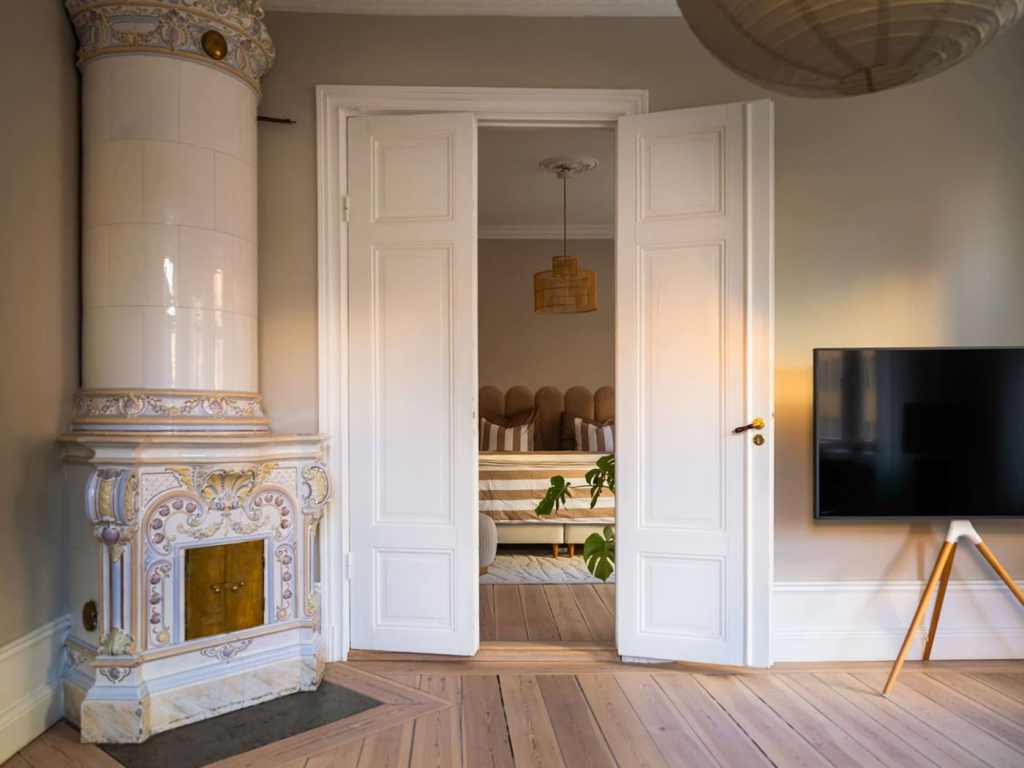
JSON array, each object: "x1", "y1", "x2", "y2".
[
  {"x1": 533, "y1": 155, "x2": 600, "y2": 314},
  {"x1": 534, "y1": 255, "x2": 598, "y2": 314},
  {"x1": 677, "y1": 1, "x2": 1023, "y2": 97}
]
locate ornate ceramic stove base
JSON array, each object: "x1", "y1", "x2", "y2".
[
  {"x1": 60, "y1": 433, "x2": 331, "y2": 744},
  {"x1": 99, "y1": 680, "x2": 379, "y2": 768},
  {"x1": 66, "y1": 647, "x2": 325, "y2": 744}
]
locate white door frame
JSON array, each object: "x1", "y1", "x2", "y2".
[{"x1": 314, "y1": 85, "x2": 772, "y2": 665}]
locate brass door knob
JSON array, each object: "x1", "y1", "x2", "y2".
[{"x1": 732, "y1": 417, "x2": 766, "y2": 434}]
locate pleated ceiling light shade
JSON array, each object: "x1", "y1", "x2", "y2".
[
  {"x1": 677, "y1": 1, "x2": 1023, "y2": 97},
  {"x1": 534, "y1": 157, "x2": 599, "y2": 315},
  {"x1": 534, "y1": 254, "x2": 598, "y2": 314}
]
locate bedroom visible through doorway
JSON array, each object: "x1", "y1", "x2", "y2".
[{"x1": 477, "y1": 126, "x2": 616, "y2": 646}]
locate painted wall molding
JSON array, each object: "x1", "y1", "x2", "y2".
[
  {"x1": 479, "y1": 224, "x2": 613, "y2": 240},
  {"x1": 773, "y1": 579, "x2": 1024, "y2": 663},
  {"x1": 0, "y1": 615, "x2": 71, "y2": 763},
  {"x1": 316, "y1": 85, "x2": 648, "y2": 128}
]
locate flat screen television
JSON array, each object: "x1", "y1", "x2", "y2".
[{"x1": 814, "y1": 347, "x2": 1024, "y2": 519}]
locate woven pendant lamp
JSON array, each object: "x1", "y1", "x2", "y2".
[
  {"x1": 677, "y1": 1, "x2": 1023, "y2": 97},
  {"x1": 534, "y1": 157, "x2": 598, "y2": 314}
]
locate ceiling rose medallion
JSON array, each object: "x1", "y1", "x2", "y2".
[{"x1": 533, "y1": 156, "x2": 599, "y2": 315}]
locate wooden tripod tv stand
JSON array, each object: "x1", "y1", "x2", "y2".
[{"x1": 884, "y1": 520, "x2": 1024, "y2": 695}]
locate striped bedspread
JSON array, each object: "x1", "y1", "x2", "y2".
[{"x1": 479, "y1": 451, "x2": 615, "y2": 522}]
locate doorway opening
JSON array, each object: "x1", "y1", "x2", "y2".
[
  {"x1": 477, "y1": 126, "x2": 616, "y2": 648},
  {"x1": 321, "y1": 86, "x2": 773, "y2": 666}
]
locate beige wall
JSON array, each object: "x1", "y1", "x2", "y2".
[
  {"x1": 259, "y1": 13, "x2": 1024, "y2": 582},
  {"x1": 479, "y1": 239, "x2": 614, "y2": 394},
  {"x1": 0, "y1": 2, "x2": 79, "y2": 645}
]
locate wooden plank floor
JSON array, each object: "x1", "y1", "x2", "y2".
[
  {"x1": 480, "y1": 583, "x2": 615, "y2": 644},
  {"x1": 9, "y1": 661, "x2": 1024, "y2": 767}
]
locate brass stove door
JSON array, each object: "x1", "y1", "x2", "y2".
[{"x1": 185, "y1": 540, "x2": 265, "y2": 641}]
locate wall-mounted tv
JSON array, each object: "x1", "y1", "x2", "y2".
[{"x1": 814, "y1": 347, "x2": 1024, "y2": 519}]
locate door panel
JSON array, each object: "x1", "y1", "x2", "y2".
[
  {"x1": 617, "y1": 102, "x2": 773, "y2": 665},
  {"x1": 349, "y1": 112, "x2": 478, "y2": 655}
]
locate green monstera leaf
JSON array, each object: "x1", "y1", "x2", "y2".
[
  {"x1": 536, "y1": 455, "x2": 616, "y2": 581},
  {"x1": 582, "y1": 526, "x2": 615, "y2": 582},
  {"x1": 535, "y1": 475, "x2": 571, "y2": 517},
  {"x1": 584, "y1": 454, "x2": 615, "y2": 507}
]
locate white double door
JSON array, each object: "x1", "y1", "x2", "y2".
[{"x1": 347, "y1": 102, "x2": 773, "y2": 665}]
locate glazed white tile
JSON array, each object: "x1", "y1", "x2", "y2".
[
  {"x1": 82, "y1": 59, "x2": 111, "y2": 147},
  {"x1": 143, "y1": 141, "x2": 215, "y2": 228},
  {"x1": 180, "y1": 62, "x2": 249, "y2": 161},
  {"x1": 107, "y1": 223, "x2": 179, "y2": 308},
  {"x1": 178, "y1": 226, "x2": 233, "y2": 311},
  {"x1": 214, "y1": 152, "x2": 257, "y2": 241},
  {"x1": 242, "y1": 313, "x2": 259, "y2": 391},
  {"x1": 236, "y1": 237, "x2": 259, "y2": 316},
  {"x1": 188, "y1": 308, "x2": 221, "y2": 390},
  {"x1": 82, "y1": 226, "x2": 110, "y2": 308},
  {"x1": 142, "y1": 305, "x2": 197, "y2": 389},
  {"x1": 109, "y1": 56, "x2": 180, "y2": 143},
  {"x1": 221, "y1": 312, "x2": 258, "y2": 392},
  {"x1": 241, "y1": 87, "x2": 258, "y2": 167},
  {"x1": 85, "y1": 140, "x2": 144, "y2": 227},
  {"x1": 83, "y1": 306, "x2": 146, "y2": 389}
]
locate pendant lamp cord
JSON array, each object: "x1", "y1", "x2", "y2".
[{"x1": 562, "y1": 174, "x2": 567, "y2": 259}]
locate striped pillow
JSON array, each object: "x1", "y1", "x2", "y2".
[
  {"x1": 480, "y1": 410, "x2": 536, "y2": 451},
  {"x1": 572, "y1": 416, "x2": 614, "y2": 452}
]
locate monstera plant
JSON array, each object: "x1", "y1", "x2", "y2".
[{"x1": 535, "y1": 454, "x2": 615, "y2": 581}]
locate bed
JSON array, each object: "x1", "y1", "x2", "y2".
[{"x1": 479, "y1": 385, "x2": 614, "y2": 555}]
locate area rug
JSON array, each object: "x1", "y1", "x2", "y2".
[
  {"x1": 480, "y1": 554, "x2": 615, "y2": 584},
  {"x1": 99, "y1": 682, "x2": 381, "y2": 768}
]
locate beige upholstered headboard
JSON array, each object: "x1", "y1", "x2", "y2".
[{"x1": 479, "y1": 385, "x2": 614, "y2": 451}]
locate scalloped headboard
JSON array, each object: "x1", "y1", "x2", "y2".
[{"x1": 479, "y1": 385, "x2": 614, "y2": 451}]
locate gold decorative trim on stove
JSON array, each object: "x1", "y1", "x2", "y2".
[
  {"x1": 72, "y1": 389, "x2": 270, "y2": 432},
  {"x1": 64, "y1": 0, "x2": 275, "y2": 93}
]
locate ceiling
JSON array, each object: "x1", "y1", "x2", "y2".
[
  {"x1": 262, "y1": 1, "x2": 680, "y2": 16},
  {"x1": 479, "y1": 127, "x2": 613, "y2": 239}
]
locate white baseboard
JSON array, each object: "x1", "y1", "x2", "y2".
[
  {"x1": 0, "y1": 615, "x2": 71, "y2": 763},
  {"x1": 773, "y1": 580, "x2": 1024, "y2": 663}
]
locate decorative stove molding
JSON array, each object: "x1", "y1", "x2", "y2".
[
  {"x1": 61, "y1": 434, "x2": 329, "y2": 743},
  {"x1": 139, "y1": 461, "x2": 317, "y2": 649},
  {"x1": 200, "y1": 638, "x2": 253, "y2": 662},
  {"x1": 72, "y1": 389, "x2": 270, "y2": 433},
  {"x1": 97, "y1": 667, "x2": 131, "y2": 685},
  {"x1": 65, "y1": 0, "x2": 275, "y2": 92},
  {"x1": 86, "y1": 468, "x2": 138, "y2": 562}
]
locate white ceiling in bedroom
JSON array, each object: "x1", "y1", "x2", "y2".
[
  {"x1": 262, "y1": 1, "x2": 680, "y2": 16},
  {"x1": 479, "y1": 127, "x2": 613, "y2": 239}
]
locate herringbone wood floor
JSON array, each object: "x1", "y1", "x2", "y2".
[{"x1": 6, "y1": 659, "x2": 1024, "y2": 767}]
